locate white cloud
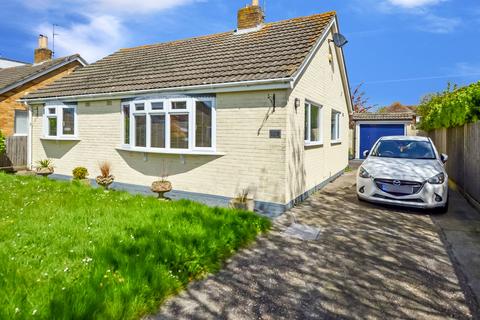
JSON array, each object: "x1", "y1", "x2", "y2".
[
  {"x1": 386, "y1": 0, "x2": 445, "y2": 9},
  {"x1": 31, "y1": 0, "x2": 204, "y2": 62},
  {"x1": 39, "y1": 15, "x2": 125, "y2": 62},
  {"x1": 417, "y1": 14, "x2": 460, "y2": 33}
]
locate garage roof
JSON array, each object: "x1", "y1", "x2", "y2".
[{"x1": 352, "y1": 112, "x2": 415, "y2": 121}]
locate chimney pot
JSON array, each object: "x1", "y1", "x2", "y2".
[
  {"x1": 38, "y1": 35, "x2": 48, "y2": 49},
  {"x1": 34, "y1": 35, "x2": 52, "y2": 64}
]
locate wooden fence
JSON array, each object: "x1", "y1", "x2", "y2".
[
  {"x1": 429, "y1": 121, "x2": 480, "y2": 208},
  {"x1": 0, "y1": 136, "x2": 28, "y2": 171}
]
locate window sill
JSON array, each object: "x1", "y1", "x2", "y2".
[
  {"x1": 304, "y1": 142, "x2": 324, "y2": 148},
  {"x1": 116, "y1": 146, "x2": 225, "y2": 156},
  {"x1": 331, "y1": 140, "x2": 342, "y2": 146},
  {"x1": 40, "y1": 136, "x2": 81, "y2": 141}
]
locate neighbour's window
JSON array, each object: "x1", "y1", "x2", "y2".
[
  {"x1": 43, "y1": 104, "x2": 77, "y2": 138},
  {"x1": 304, "y1": 102, "x2": 322, "y2": 144},
  {"x1": 331, "y1": 110, "x2": 341, "y2": 141},
  {"x1": 122, "y1": 97, "x2": 215, "y2": 152},
  {"x1": 14, "y1": 110, "x2": 28, "y2": 135}
]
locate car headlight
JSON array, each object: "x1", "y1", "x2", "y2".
[
  {"x1": 427, "y1": 173, "x2": 445, "y2": 184},
  {"x1": 359, "y1": 166, "x2": 371, "y2": 179}
]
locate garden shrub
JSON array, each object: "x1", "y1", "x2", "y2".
[
  {"x1": 0, "y1": 131, "x2": 5, "y2": 155},
  {"x1": 72, "y1": 167, "x2": 89, "y2": 180},
  {"x1": 418, "y1": 81, "x2": 480, "y2": 131}
]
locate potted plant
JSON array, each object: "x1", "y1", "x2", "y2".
[
  {"x1": 229, "y1": 189, "x2": 255, "y2": 211},
  {"x1": 151, "y1": 160, "x2": 172, "y2": 200},
  {"x1": 95, "y1": 161, "x2": 114, "y2": 190},
  {"x1": 36, "y1": 159, "x2": 54, "y2": 177},
  {"x1": 72, "y1": 167, "x2": 90, "y2": 186}
]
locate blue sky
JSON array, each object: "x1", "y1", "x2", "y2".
[{"x1": 1, "y1": 0, "x2": 479, "y2": 107}]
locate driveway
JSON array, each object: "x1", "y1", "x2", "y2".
[{"x1": 152, "y1": 170, "x2": 474, "y2": 319}]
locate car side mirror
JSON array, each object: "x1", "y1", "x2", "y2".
[
  {"x1": 363, "y1": 150, "x2": 370, "y2": 158},
  {"x1": 441, "y1": 153, "x2": 448, "y2": 163}
]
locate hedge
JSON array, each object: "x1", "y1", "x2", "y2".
[{"x1": 417, "y1": 81, "x2": 480, "y2": 131}]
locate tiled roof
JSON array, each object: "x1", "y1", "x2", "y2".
[
  {"x1": 0, "y1": 55, "x2": 83, "y2": 94},
  {"x1": 26, "y1": 12, "x2": 336, "y2": 99},
  {"x1": 352, "y1": 112, "x2": 415, "y2": 121}
]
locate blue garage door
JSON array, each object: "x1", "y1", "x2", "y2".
[{"x1": 359, "y1": 124, "x2": 405, "y2": 159}]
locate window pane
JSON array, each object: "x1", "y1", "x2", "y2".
[
  {"x1": 151, "y1": 115, "x2": 165, "y2": 148},
  {"x1": 135, "y1": 115, "x2": 146, "y2": 147},
  {"x1": 62, "y1": 108, "x2": 75, "y2": 135},
  {"x1": 195, "y1": 101, "x2": 212, "y2": 148},
  {"x1": 14, "y1": 110, "x2": 28, "y2": 135},
  {"x1": 151, "y1": 102, "x2": 164, "y2": 110},
  {"x1": 310, "y1": 105, "x2": 320, "y2": 141},
  {"x1": 48, "y1": 108, "x2": 56, "y2": 115},
  {"x1": 170, "y1": 114, "x2": 189, "y2": 149},
  {"x1": 135, "y1": 103, "x2": 145, "y2": 111},
  {"x1": 123, "y1": 105, "x2": 130, "y2": 144},
  {"x1": 48, "y1": 117, "x2": 57, "y2": 136},
  {"x1": 304, "y1": 104, "x2": 309, "y2": 141},
  {"x1": 172, "y1": 101, "x2": 187, "y2": 110},
  {"x1": 331, "y1": 111, "x2": 339, "y2": 140}
]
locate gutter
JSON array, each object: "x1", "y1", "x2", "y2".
[
  {"x1": 21, "y1": 77, "x2": 294, "y2": 103},
  {"x1": 21, "y1": 78, "x2": 294, "y2": 103}
]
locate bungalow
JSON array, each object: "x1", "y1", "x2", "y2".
[
  {"x1": 23, "y1": 1, "x2": 353, "y2": 216},
  {"x1": 0, "y1": 35, "x2": 86, "y2": 137}
]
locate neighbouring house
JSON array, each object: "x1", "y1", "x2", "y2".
[
  {"x1": 0, "y1": 57, "x2": 28, "y2": 69},
  {"x1": 0, "y1": 35, "x2": 86, "y2": 137},
  {"x1": 23, "y1": 1, "x2": 353, "y2": 216},
  {"x1": 351, "y1": 112, "x2": 419, "y2": 159}
]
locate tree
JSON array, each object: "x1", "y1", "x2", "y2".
[
  {"x1": 351, "y1": 82, "x2": 374, "y2": 113},
  {"x1": 0, "y1": 131, "x2": 5, "y2": 155}
]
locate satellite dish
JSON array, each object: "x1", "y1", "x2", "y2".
[{"x1": 332, "y1": 33, "x2": 348, "y2": 48}]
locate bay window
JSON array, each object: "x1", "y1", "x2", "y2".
[
  {"x1": 331, "y1": 109, "x2": 341, "y2": 142},
  {"x1": 43, "y1": 104, "x2": 77, "y2": 139},
  {"x1": 304, "y1": 102, "x2": 322, "y2": 145},
  {"x1": 121, "y1": 97, "x2": 215, "y2": 153}
]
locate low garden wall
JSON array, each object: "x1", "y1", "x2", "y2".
[{"x1": 428, "y1": 121, "x2": 480, "y2": 209}]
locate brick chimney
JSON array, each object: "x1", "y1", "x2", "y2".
[
  {"x1": 34, "y1": 35, "x2": 52, "y2": 64},
  {"x1": 237, "y1": 0, "x2": 264, "y2": 30}
]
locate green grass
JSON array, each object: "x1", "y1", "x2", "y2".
[{"x1": 0, "y1": 173, "x2": 270, "y2": 319}]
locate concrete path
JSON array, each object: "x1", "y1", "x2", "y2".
[{"x1": 151, "y1": 170, "x2": 476, "y2": 320}]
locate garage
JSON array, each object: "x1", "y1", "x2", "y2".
[{"x1": 351, "y1": 113, "x2": 416, "y2": 159}]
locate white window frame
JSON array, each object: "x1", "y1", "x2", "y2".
[
  {"x1": 42, "y1": 103, "x2": 78, "y2": 140},
  {"x1": 121, "y1": 96, "x2": 216, "y2": 154},
  {"x1": 304, "y1": 101, "x2": 323, "y2": 146},
  {"x1": 331, "y1": 109, "x2": 341, "y2": 143}
]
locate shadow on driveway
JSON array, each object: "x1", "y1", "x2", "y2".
[{"x1": 151, "y1": 171, "x2": 472, "y2": 320}]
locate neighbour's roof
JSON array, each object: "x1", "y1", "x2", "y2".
[
  {"x1": 352, "y1": 112, "x2": 415, "y2": 121},
  {"x1": 25, "y1": 11, "x2": 337, "y2": 100},
  {"x1": 0, "y1": 54, "x2": 85, "y2": 95}
]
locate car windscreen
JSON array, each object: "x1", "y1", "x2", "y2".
[{"x1": 370, "y1": 140, "x2": 436, "y2": 160}]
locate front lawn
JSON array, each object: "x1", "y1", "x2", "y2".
[{"x1": 0, "y1": 173, "x2": 270, "y2": 319}]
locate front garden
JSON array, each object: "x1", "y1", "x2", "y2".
[{"x1": 0, "y1": 173, "x2": 270, "y2": 319}]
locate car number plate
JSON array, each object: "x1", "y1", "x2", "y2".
[{"x1": 381, "y1": 184, "x2": 413, "y2": 194}]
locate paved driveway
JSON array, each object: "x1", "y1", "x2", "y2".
[{"x1": 152, "y1": 170, "x2": 472, "y2": 320}]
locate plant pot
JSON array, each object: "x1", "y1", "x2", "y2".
[
  {"x1": 36, "y1": 167, "x2": 54, "y2": 177},
  {"x1": 96, "y1": 175, "x2": 114, "y2": 190},
  {"x1": 229, "y1": 198, "x2": 255, "y2": 211},
  {"x1": 151, "y1": 181, "x2": 172, "y2": 200}
]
